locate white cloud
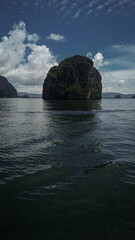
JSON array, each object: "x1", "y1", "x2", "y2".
[
  {"x1": 85, "y1": 9, "x2": 92, "y2": 17},
  {"x1": 97, "y1": 4, "x2": 104, "y2": 10},
  {"x1": 71, "y1": 3, "x2": 78, "y2": 9},
  {"x1": 4, "y1": 0, "x2": 135, "y2": 19},
  {"x1": 47, "y1": 33, "x2": 65, "y2": 42},
  {"x1": 72, "y1": 9, "x2": 81, "y2": 19},
  {"x1": 92, "y1": 52, "x2": 109, "y2": 69},
  {"x1": 111, "y1": 44, "x2": 135, "y2": 54},
  {"x1": 86, "y1": 51, "x2": 109, "y2": 69},
  {"x1": 118, "y1": 79, "x2": 125, "y2": 84},
  {"x1": 27, "y1": 33, "x2": 39, "y2": 43},
  {"x1": 0, "y1": 21, "x2": 57, "y2": 93},
  {"x1": 53, "y1": 0, "x2": 68, "y2": 9},
  {"x1": 93, "y1": 52, "x2": 104, "y2": 69},
  {"x1": 0, "y1": 21, "x2": 26, "y2": 73},
  {"x1": 88, "y1": 0, "x2": 100, "y2": 8},
  {"x1": 87, "y1": 51, "x2": 93, "y2": 58},
  {"x1": 118, "y1": 79, "x2": 125, "y2": 87}
]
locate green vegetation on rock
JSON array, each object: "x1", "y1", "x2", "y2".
[{"x1": 42, "y1": 55, "x2": 102, "y2": 100}]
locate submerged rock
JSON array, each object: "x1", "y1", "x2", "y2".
[
  {"x1": 42, "y1": 55, "x2": 102, "y2": 100},
  {"x1": 0, "y1": 75, "x2": 18, "y2": 98}
]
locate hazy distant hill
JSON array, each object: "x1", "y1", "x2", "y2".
[
  {"x1": 18, "y1": 91, "x2": 134, "y2": 99},
  {"x1": 18, "y1": 92, "x2": 42, "y2": 98},
  {"x1": 102, "y1": 92, "x2": 134, "y2": 99}
]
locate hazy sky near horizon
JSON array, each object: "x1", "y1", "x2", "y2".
[{"x1": 0, "y1": 0, "x2": 135, "y2": 94}]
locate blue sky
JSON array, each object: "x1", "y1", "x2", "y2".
[{"x1": 0, "y1": 0, "x2": 135, "y2": 94}]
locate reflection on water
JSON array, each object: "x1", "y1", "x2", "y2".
[
  {"x1": 0, "y1": 98, "x2": 135, "y2": 240},
  {"x1": 44, "y1": 99, "x2": 102, "y2": 111}
]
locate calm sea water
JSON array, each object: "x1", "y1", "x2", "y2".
[{"x1": 0, "y1": 98, "x2": 135, "y2": 240}]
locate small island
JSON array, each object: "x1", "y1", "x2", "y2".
[
  {"x1": 42, "y1": 55, "x2": 102, "y2": 100},
  {"x1": 20, "y1": 94, "x2": 29, "y2": 98},
  {"x1": 0, "y1": 75, "x2": 18, "y2": 98},
  {"x1": 115, "y1": 95, "x2": 121, "y2": 99}
]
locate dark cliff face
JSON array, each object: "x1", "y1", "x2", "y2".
[
  {"x1": 42, "y1": 55, "x2": 102, "y2": 100},
  {"x1": 0, "y1": 75, "x2": 18, "y2": 98}
]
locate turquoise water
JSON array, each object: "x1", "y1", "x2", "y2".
[{"x1": 0, "y1": 98, "x2": 135, "y2": 239}]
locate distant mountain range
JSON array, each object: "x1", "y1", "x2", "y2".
[
  {"x1": 102, "y1": 92, "x2": 135, "y2": 99},
  {"x1": 18, "y1": 92, "x2": 42, "y2": 98},
  {"x1": 18, "y1": 92, "x2": 135, "y2": 99}
]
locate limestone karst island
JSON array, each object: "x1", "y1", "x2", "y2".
[
  {"x1": 0, "y1": 55, "x2": 102, "y2": 99},
  {"x1": 42, "y1": 55, "x2": 102, "y2": 100}
]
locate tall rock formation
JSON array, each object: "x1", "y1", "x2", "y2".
[
  {"x1": 42, "y1": 55, "x2": 102, "y2": 100},
  {"x1": 0, "y1": 75, "x2": 18, "y2": 98}
]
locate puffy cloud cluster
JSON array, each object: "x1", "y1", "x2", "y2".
[
  {"x1": 27, "y1": 33, "x2": 40, "y2": 43},
  {"x1": 93, "y1": 52, "x2": 109, "y2": 69},
  {"x1": 0, "y1": 22, "x2": 26, "y2": 74},
  {"x1": 93, "y1": 52, "x2": 104, "y2": 69},
  {"x1": 47, "y1": 33, "x2": 65, "y2": 42},
  {"x1": 87, "y1": 51, "x2": 109, "y2": 69},
  {"x1": 0, "y1": 21, "x2": 57, "y2": 93}
]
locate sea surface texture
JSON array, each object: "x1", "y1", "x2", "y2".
[{"x1": 0, "y1": 98, "x2": 135, "y2": 240}]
